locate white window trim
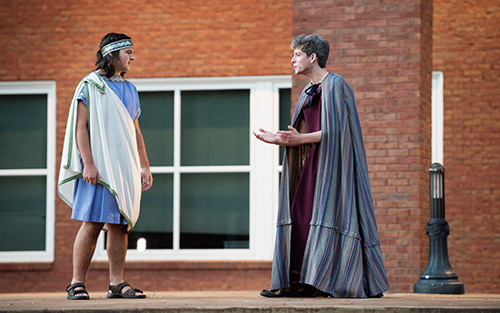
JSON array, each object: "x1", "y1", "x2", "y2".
[
  {"x1": 92, "y1": 75, "x2": 291, "y2": 261},
  {"x1": 0, "y1": 81, "x2": 56, "y2": 263},
  {"x1": 432, "y1": 71, "x2": 444, "y2": 165}
]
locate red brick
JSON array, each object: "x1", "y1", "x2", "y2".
[{"x1": 2, "y1": 0, "x2": 497, "y2": 296}]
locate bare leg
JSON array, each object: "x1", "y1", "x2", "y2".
[
  {"x1": 71, "y1": 221, "x2": 104, "y2": 296},
  {"x1": 107, "y1": 223, "x2": 127, "y2": 286},
  {"x1": 106, "y1": 223, "x2": 143, "y2": 296}
]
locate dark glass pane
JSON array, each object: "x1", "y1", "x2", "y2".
[
  {"x1": 0, "y1": 94, "x2": 47, "y2": 169},
  {"x1": 128, "y1": 174, "x2": 173, "y2": 249},
  {"x1": 0, "y1": 176, "x2": 46, "y2": 251},
  {"x1": 138, "y1": 91, "x2": 174, "y2": 166},
  {"x1": 180, "y1": 173, "x2": 249, "y2": 249},
  {"x1": 279, "y1": 88, "x2": 291, "y2": 165},
  {"x1": 181, "y1": 90, "x2": 249, "y2": 166}
]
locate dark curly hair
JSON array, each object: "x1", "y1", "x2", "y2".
[
  {"x1": 291, "y1": 34, "x2": 330, "y2": 68},
  {"x1": 95, "y1": 33, "x2": 132, "y2": 78}
]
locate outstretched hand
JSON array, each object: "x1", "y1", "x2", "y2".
[
  {"x1": 253, "y1": 128, "x2": 282, "y2": 145},
  {"x1": 275, "y1": 126, "x2": 303, "y2": 146},
  {"x1": 253, "y1": 126, "x2": 304, "y2": 146}
]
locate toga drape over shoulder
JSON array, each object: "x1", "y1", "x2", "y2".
[
  {"x1": 271, "y1": 72, "x2": 389, "y2": 298},
  {"x1": 58, "y1": 72, "x2": 142, "y2": 231}
]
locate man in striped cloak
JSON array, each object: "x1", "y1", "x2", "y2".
[{"x1": 254, "y1": 34, "x2": 389, "y2": 298}]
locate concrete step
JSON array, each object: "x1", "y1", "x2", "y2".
[{"x1": 1, "y1": 291, "x2": 499, "y2": 312}]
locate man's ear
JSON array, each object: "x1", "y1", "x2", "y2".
[{"x1": 310, "y1": 53, "x2": 317, "y2": 63}]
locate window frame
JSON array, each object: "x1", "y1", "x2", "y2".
[
  {"x1": 0, "y1": 81, "x2": 56, "y2": 263},
  {"x1": 92, "y1": 75, "x2": 291, "y2": 261}
]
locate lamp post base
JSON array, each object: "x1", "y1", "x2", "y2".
[{"x1": 414, "y1": 278, "x2": 465, "y2": 294}]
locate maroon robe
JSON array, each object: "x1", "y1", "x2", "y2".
[{"x1": 289, "y1": 85, "x2": 322, "y2": 282}]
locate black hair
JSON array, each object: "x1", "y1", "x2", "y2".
[
  {"x1": 291, "y1": 34, "x2": 330, "y2": 68},
  {"x1": 95, "y1": 33, "x2": 132, "y2": 78}
]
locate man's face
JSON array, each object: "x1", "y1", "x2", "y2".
[
  {"x1": 113, "y1": 48, "x2": 135, "y2": 74},
  {"x1": 291, "y1": 48, "x2": 312, "y2": 75}
]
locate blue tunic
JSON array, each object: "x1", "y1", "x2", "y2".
[{"x1": 71, "y1": 73, "x2": 141, "y2": 225}]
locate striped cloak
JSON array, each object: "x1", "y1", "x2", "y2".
[{"x1": 271, "y1": 72, "x2": 390, "y2": 298}]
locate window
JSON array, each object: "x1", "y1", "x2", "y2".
[
  {"x1": 0, "y1": 81, "x2": 56, "y2": 262},
  {"x1": 93, "y1": 76, "x2": 291, "y2": 261}
]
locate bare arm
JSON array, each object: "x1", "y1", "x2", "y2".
[
  {"x1": 134, "y1": 119, "x2": 153, "y2": 191},
  {"x1": 253, "y1": 127, "x2": 321, "y2": 146},
  {"x1": 276, "y1": 126, "x2": 321, "y2": 146},
  {"x1": 75, "y1": 100, "x2": 99, "y2": 185}
]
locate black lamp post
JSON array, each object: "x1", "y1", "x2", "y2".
[{"x1": 414, "y1": 163, "x2": 465, "y2": 294}]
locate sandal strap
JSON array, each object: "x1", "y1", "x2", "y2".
[
  {"x1": 108, "y1": 281, "x2": 144, "y2": 296},
  {"x1": 123, "y1": 286, "x2": 144, "y2": 296},
  {"x1": 66, "y1": 283, "x2": 86, "y2": 293},
  {"x1": 66, "y1": 283, "x2": 89, "y2": 297},
  {"x1": 108, "y1": 281, "x2": 130, "y2": 294}
]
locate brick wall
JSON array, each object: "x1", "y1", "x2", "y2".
[
  {"x1": 1, "y1": 0, "x2": 499, "y2": 295},
  {"x1": 0, "y1": 0, "x2": 290, "y2": 292},
  {"x1": 292, "y1": 0, "x2": 433, "y2": 292},
  {"x1": 433, "y1": 0, "x2": 500, "y2": 293}
]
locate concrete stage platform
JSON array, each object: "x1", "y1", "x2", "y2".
[{"x1": 1, "y1": 291, "x2": 499, "y2": 312}]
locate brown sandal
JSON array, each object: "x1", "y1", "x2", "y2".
[
  {"x1": 66, "y1": 283, "x2": 90, "y2": 300},
  {"x1": 107, "y1": 281, "x2": 146, "y2": 299}
]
